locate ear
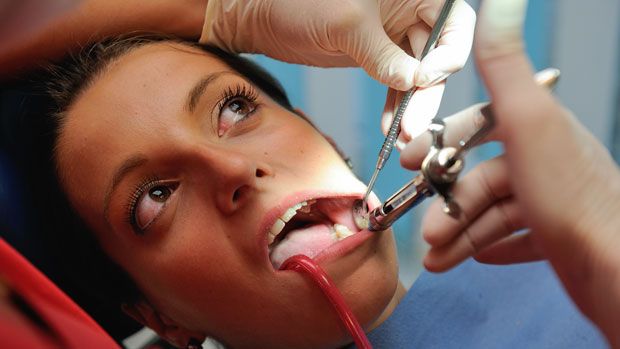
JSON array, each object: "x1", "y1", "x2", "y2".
[
  {"x1": 121, "y1": 300, "x2": 205, "y2": 348},
  {"x1": 292, "y1": 108, "x2": 353, "y2": 169}
]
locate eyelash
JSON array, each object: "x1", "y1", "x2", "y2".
[
  {"x1": 217, "y1": 83, "x2": 259, "y2": 110},
  {"x1": 215, "y1": 83, "x2": 260, "y2": 127},
  {"x1": 125, "y1": 175, "x2": 162, "y2": 234}
]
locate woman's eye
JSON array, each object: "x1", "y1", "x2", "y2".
[
  {"x1": 218, "y1": 97, "x2": 257, "y2": 136},
  {"x1": 134, "y1": 184, "x2": 175, "y2": 231}
]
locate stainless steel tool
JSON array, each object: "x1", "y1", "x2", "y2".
[
  {"x1": 353, "y1": 68, "x2": 561, "y2": 231},
  {"x1": 360, "y1": 0, "x2": 458, "y2": 212}
]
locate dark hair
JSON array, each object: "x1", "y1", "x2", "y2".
[
  {"x1": 47, "y1": 33, "x2": 293, "y2": 136},
  {"x1": 21, "y1": 33, "x2": 295, "y2": 341}
]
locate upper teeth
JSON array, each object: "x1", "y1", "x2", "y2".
[
  {"x1": 281, "y1": 202, "x2": 306, "y2": 222},
  {"x1": 267, "y1": 200, "x2": 357, "y2": 248},
  {"x1": 268, "y1": 201, "x2": 309, "y2": 245}
]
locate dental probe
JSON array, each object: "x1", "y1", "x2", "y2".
[
  {"x1": 354, "y1": 68, "x2": 561, "y2": 231},
  {"x1": 361, "y1": 0, "x2": 457, "y2": 212}
]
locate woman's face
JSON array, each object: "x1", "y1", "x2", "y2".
[{"x1": 56, "y1": 43, "x2": 399, "y2": 348}]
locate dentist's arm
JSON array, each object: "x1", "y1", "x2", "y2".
[{"x1": 400, "y1": 0, "x2": 620, "y2": 346}]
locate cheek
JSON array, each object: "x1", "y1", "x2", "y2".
[
  {"x1": 126, "y1": 211, "x2": 248, "y2": 325},
  {"x1": 272, "y1": 120, "x2": 346, "y2": 169}
]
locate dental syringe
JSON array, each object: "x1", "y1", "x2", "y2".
[
  {"x1": 361, "y1": 0, "x2": 457, "y2": 211},
  {"x1": 354, "y1": 68, "x2": 561, "y2": 232}
]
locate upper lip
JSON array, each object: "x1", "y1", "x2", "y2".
[{"x1": 257, "y1": 190, "x2": 364, "y2": 260}]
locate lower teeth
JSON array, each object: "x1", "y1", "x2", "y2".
[{"x1": 332, "y1": 224, "x2": 354, "y2": 241}]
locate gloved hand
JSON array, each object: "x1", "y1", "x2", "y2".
[
  {"x1": 400, "y1": 0, "x2": 620, "y2": 345},
  {"x1": 200, "y1": 0, "x2": 476, "y2": 143}
]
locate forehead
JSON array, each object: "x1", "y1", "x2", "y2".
[
  {"x1": 62, "y1": 42, "x2": 232, "y2": 138},
  {"x1": 71, "y1": 42, "x2": 231, "y2": 120},
  {"x1": 56, "y1": 43, "x2": 231, "y2": 204}
]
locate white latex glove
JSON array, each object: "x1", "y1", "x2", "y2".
[
  {"x1": 200, "y1": 0, "x2": 475, "y2": 142},
  {"x1": 401, "y1": 0, "x2": 620, "y2": 345}
]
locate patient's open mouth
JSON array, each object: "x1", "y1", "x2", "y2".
[{"x1": 267, "y1": 197, "x2": 362, "y2": 269}]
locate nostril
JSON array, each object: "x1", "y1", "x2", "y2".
[
  {"x1": 232, "y1": 188, "x2": 241, "y2": 202},
  {"x1": 255, "y1": 168, "x2": 267, "y2": 178},
  {"x1": 232, "y1": 185, "x2": 251, "y2": 203}
]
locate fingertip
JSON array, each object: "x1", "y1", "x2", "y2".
[
  {"x1": 395, "y1": 138, "x2": 407, "y2": 151},
  {"x1": 415, "y1": 70, "x2": 450, "y2": 88},
  {"x1": 399, "y1": 131, "x2": 432, "y2": 169},
  {"x1": 420, "y1": 209, "x2": 448, "y2": 246},
  {"x1": 381, "y1": 109, "x2": 393, "y2": 136},
  {"x1": 400, "y1": 83, "x2": 444, "y2": 141},
  {"x1": 414, "y1": 49, "x2": 460, "y2": 87},
  {"x1": 423, "y1": 253, "x2": 449, "y2": 273},
  {"x1": 454, "y1": 0, "x2": 478, "y2": 26},
  {"x1": 475, "y1": 0, "x2": 535, "y2": 103},
  {"x1": 473, "y1": 253, "x2": 496, "y2": 265},
  {"x1": 422, "y1": 229, "x2": 438, "y2": 246},
  {"x1": 422, "y1": 254, "x2": 438, "y2": 272},
  {"x1": 422, "y1": 226, "x2": 449, "y2": 247},
  {"x1": 388, "y1": 74, "x2": 414, "y2": 92}
]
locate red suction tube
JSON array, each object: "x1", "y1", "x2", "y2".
[{"x1": 280, "y1": 255, "x2": 372, "y2": 349}]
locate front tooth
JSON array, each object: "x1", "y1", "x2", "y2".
[
  {"x1": 268, "y1": 232, "x2": 276, "y2": 246},
  {"x1": 281, "y1": 203, "x2": 305, "y2": 222},
  {"x1": 281, "y1": 207, "x2": 298, "y2": 223},
  {"x1": 269, "y1": 219, "x2": 286, "y2": 244},
  {"x1": 334, "y1": 224, "x2": 354, "y2": 240}
]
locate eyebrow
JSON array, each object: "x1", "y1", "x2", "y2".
[
  {"x1": 103, "y1": 154, "x2": 148, "y2": 222},
  {"x1": 186, "y1": 71, "x2": 234, "y2": 113}
]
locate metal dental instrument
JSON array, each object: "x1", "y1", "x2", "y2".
[
  {"x1": 353, "y1": 68, "x2": 561, "y2": 231},
  {"x1": 361, "y1": 0, "x2": 458, "y2": 212}
]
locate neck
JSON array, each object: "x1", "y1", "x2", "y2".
[{"x1": 368, "y1": 280, "x2": 406, "y2": 331}]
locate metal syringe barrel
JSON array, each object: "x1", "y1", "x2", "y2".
[{"x1": 367, "y1": 175, "x2": 433, "y2": 231}]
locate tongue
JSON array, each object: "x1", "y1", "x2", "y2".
[{"x1": 269, "y1": 223, "x2": 336, "y2": 269}]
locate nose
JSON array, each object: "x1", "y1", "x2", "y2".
[{"x1": 194, "y1": 145, "x2": 272, "y2": 215}]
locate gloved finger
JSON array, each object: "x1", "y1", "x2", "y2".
[
  {"x1": 395, "y1": 128, "x2": 409, "y2": 151},
  {"x1": 381, "y1": 87, "x2": 399, "y2": 136},
  {"x1": 424, "y1": 197, "x2": 524, "y2": 272},
  {"x1": 475, "y1": 0, "x2": 545, "y2": 134},
  {"x1": 421, "y1": 155, "x2": 511, "y2": 247},
  {"x1": 400, "y1": 102, "x2": 495, "y2": 170},
  {"x1": 416, "y1": 44, "x2": 469, "y2": 88},
  {"x1": 383, "y1": 82, "x2": 445, "y2": 151},
  {"x1": 397, "y1": 81, "x2": 445, "y2": 146},
  {"x1": 474, "y1": 232, "x2": 545, "y2": 265},
  {"x1": 406, "y1": 22, "x2": 430, "y2": 59},
  {"x1": 414, "y1": 0, "x2": 476, "y2": 87},
  {"x1": 347, "y1": 20, "x2": 420, "y2": 91}
]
